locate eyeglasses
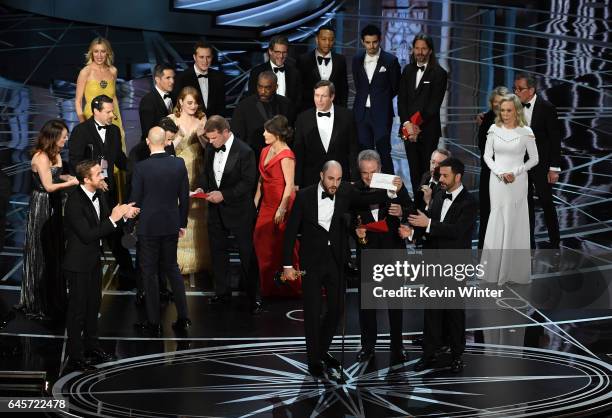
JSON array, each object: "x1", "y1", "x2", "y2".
[{"x1": 514, "y1": 86, "x2": 530, "y2": 92}]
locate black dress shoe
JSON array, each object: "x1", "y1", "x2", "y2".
[
  {"x1": 250, "y1": 301, "x2": 264, "y2": 315},
  {"x1": 172, "y1": 317, "x2": 192, "y2": 331},
  {"x1": 390, "y1": 348, "x2": 407, "y2": 364},
  {"x1": 322, "y1": 352, "x2": 341, "y2": 371},
  {"x1": 414, "y1": 356, "x2": 435, "y2": 372},
  {"x1": 159, "y1": 288, "x2": 173, "y2": 304},
  {"x1": 308, "y1": 361, "x2": 327, "y2": 379},
  {"x1": 85, "y1": 348, "x2": 116, "y2": 364},
  {"x1": 134, "y1": 290, "x2": 145, "y2": 306},
  {"x1": 450, "y1": 357, "x2": 464, "y2": 373},
  {"x1": 356, "y1": 348, "x2": 375, "y2": 363},
  {"x1": 209, "y1": 295, "x2": 231, "y2": 305}
]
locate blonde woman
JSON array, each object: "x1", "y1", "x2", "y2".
[
  {"x1": 169, "y1": 86, "x2": 211, "y2": 275},
  {"x1": 481, "y1": 94, "x2": 539, "y2": 285}
]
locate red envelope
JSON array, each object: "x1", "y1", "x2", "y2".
[
  {"x1": 191, "y1": 192, "x2": 209, "y2": 199},
  {"x1": 362, "y1": 220, "x2": 389, "y2": 233},
  {"x1": 410, "y1": 111, "x2": 423, "y2": 126}
]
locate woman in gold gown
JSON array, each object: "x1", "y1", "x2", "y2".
[{"x1": 169, "y1": 86, "x2": 211, "y2": 276}]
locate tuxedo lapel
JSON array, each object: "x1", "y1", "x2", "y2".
[
  {"x1": 415, "y1": 65, "x2": 432, "y2": 94},
  {"x1": 311, "y1": 52, "x2": 321, "y2": 81},
  {"x1": 530, "y1": 99, "x2": 541, "y2": 129},
  {"x1": 78, "y1": 187, "x2": 100, "y2": 226},
  {"x1": 327, "y1": 112, "x2": 341, "y2": 154},
  {"x1": 154, "y1": 91, "x2": 169, "y2": 114},
  {"x1": 220, "y1": 140, "x2": 239, "y2": 188},
  {"x1": 309, "y1": 112, "x2": 327, "y2": 155},
  {"x1": 87, "y1": 118, "x2": 104, "y2": 156}
]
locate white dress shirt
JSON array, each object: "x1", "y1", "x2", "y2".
[
  {"x1": 317, "y1": 183, "x2": 335, "y2": 232},
  {"x1": 426, "y1": 184, "x2": 464, "y2": 233},
  {"x1": 213, "y1": 134, "x2": 234, "y2": 187},
  {"x1": 155, "y1": 85, "x2": 173, "y2": 113},
  {"x1": 194, "y1": 64, "x2": 209, "y2": 108},
  {"x1": 81, "y1": 185, "x2": 116, "y2": 246},
  {"x1": 370, "y1": 205, "x2": 379, "y2": 222},
  {"x1": 93, "y1": 118, "x2": 107, "y2": 143},
  {"x1": 415, "y1": 62, "x2": 427, "y2": 88},
  {"x1": 316, "y1": 51, "x2": 333, "y2": 81},
  {"x1": 270, "y1": 61, "x2": 286, "y2": 97},
  {"x1": 364, "y1": 49, "x2": 380, "y2": 108},
  {"x1": 316, "y1": 105, "x2": 334, "y2": 152}
]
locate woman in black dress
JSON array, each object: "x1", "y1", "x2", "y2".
[{"x1": 18, "y1": 119, "x2": 78, "y2": 320}]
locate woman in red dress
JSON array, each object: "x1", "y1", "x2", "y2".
[{"x1": 253, "y1": 115, "x2": 301, "y2": 297}]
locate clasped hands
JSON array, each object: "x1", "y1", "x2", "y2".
[
  {"x1": 498, "y1": 173, "x2": 515, "y2": 184},
  {"x1": 282, "y1": 267, "x2": 300, "y2": 282},
  {"x1": 193, "y1": 187, "x2": 224, "y2": 204}
]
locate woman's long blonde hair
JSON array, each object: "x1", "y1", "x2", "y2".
[
  {"x1": 495, "y1": 94, "x2": 527, "y2": 127},
  {"x1": 85, "y1": 37, "x2": 114, "y2": 67}
]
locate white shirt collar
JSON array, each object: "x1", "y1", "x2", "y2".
[
  {"x1": 93, "y1": 117, "x2": 107, "y2": 127},
  {"x1": 416, "y1": 61, "x2": 428, "y2": 70},
  {"x1": 446, "y1": 183, "x2": 464, "y2": 199},
  {"x1": 155, "y1": 85, "x2": 170, "y2": 99},
  {"x1": 364, "y1": 49, "x2": 381, "y2": 62},
  {"x1": 194, "y1": 64, "x2": 208, "y2": 76},
  {"x1": 81, "y1": 185, "x2": 96, "y2": 200},
  {"x1": 316, "y1": 104, "x2": 334, "y2": 115},
  {"x1": 217, "y1": 133, "x2": 234, "y2": 154},
  {"x1": 528, "y1": 94, "x2": 537, "y2": 107},
  {"x1": 150, "y1": 150, "x2": 166, "y2": 155},
  {"x1": 317, "y1": 182, "x2": 325, "y2": 199},
  {"x1": 316, "y1": 50, "x2": 332, "y2": 59},
  {"x1": 270, "y1": 60, "x2": 282, "y2": 69}
]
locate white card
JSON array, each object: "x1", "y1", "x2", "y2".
[{"x1": 370, "y1": 173, "x2": 397, "y2": 191}]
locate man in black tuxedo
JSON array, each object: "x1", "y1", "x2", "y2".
[
  {"x1": 283, "y1": 160, "x2": 402, "y2": 380},
  {"x1": 232, "y1": 71, "x2": 295, "y2": 162},
  {"x1": 173, "y1": 40, "x2": 225, "y2": 117},
  {"x1": 398, "y1": 33, "x2": 448, "y2": 195},
  {"x1": 63, "y1": 160, "x2": 139, "y2": 371},
  {"x1": 352, "y1": 25, "x2": 401, "y2": 175},
  {"x1": 352, "y1": 150, "x2": 414, "y2": 363},
  {"x1": 513, "y1": 73, "x2": 561, "y2": 249},
  {"x1": 139, "y1": 63, "x2": 175, "y2": 142},
  {"x1": 297, "y1": 25, "x2": 348, "y2": 110},
  {"x1": 131, "y1": 127, "x2": 191, "y2": 336},
  {"x1": 415, "y1": 148, "x2": 451, "y2": 211},
  {"x1": 69, "y1": 94, "x2": 135, "y2": 286},
  {"x1": 198, "y1": 116, "x2": 262, "y2": 314},
  {"x1": 293, "y1": 80, "x2": 358, "y2": 187},
  {"x1": 404, "y1": 157, "x2": 477, "y2": 373},
  {"x1": 248, "y1": 35, "x2": 302, "y2": 107}
]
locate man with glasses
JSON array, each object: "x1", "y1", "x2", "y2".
[
  {"x1": 249, "y1": 35, "x2": 302, "y2": 108},
  {"x1": 513, "y1": 73, "x2": 562, "y2": 249}
]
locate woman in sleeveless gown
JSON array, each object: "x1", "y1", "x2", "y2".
[
  {"x1": 253, "y1": 115, "x2": 301, "y2": 297},
  {"x1": 75, "y1": 37, "x2": 126, "y2": 200},
  {"x1": 481, "y1": 94, "x2": 539, "y2": 285},
  {"x1": 19, "y1": 120, "x2": 79, "y2": 320},
  {"x1": 169, "y1": 86, "x2": 211, "y2": 276}
]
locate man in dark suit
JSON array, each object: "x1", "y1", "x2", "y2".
[
  {"x1": 63, "y1": 160, "x2": 139, "y2": 371},
  {"x1": 404, "y1": 157, "x2": 477, "y2": 373},
  {"x1": 283, "y1": 160, "x2": 403, "y2": 380},
  {"x1": 513, "y1": 73, "x2": 561, "y2": 249},
  {"x1": 173, "y1": 40, "x2": 225, "y2": 117},
  {"x1": 352, "y1": 25, "x2": 401, "y2": 175},
  {"x1": 69, "y1": 94, "x2": 135, "y2": 286},
  {"x1": 352, "y1": 150, "x2": 414, "y2": 363},
  {"x1": 198, "y1": 116, "x2": 262, "y2": 314},
  {"x1": 248, "y1": 35, "x2": 302, "y2": 107},
  {"x1": 139, "y1": 63, "x2": 175, "y2": 142},
  {"x1": 415, "y1": 148, "x2": 451, "y2": 211},
  {"x1": 297, "y1": 25, "x2": 348, "y2": 110},
  {"x1": 131, "y1": 127, "x2": 191, "y2": 336},
  {"x1": 233, "y1": 71, "x2": 295, "y2": 162},
  {"x1": 398, "y1": 33, "x2": 448, "y2": 195},
  {"x1": 293, "y1": 80, "x2": 359, "y2": 187}
]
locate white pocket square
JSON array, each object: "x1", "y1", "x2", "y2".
[
  {"x1": 379, "y1": 66, "x2": 387, "y2": 72},
  {"x1": 423, "y1": 81, "x2": 430, "y2": 84}
]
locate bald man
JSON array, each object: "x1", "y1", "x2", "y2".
[
  {"x1": 130, "y1": 127, "x2": 191, "y2": 336},
  {"x1": 283, "y1": 160, "x2": 403, "y2": 381}
]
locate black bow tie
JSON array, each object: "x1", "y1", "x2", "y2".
[
  {"x1": 317, "y1": 56, "x2": 331, "y2": 66},
  {"x1": 429, "y1": 181, "x2": 436, "y2": 189},
  {"x1": 321, "y1": 190, "x2": 334, "y2": 200},
  {"x1": 417, "y1": 66, "x2": 425, "y2": 72},
  {"x1": 317, "y1": 111, "x2": 331, "y2": 118},
  {"x1": 273, "y1": 66, "x2": 285, "y2": 73},
  {"x1": 96, "y1": 124, "x2": 109, "y2": 131},
  {"x1": 522, "y1": 102, "x2": 531, "y2": 109},
  {"x1": 444, "y1": 193, "x2": 453, "y2": 201},
  {"x1": 214, "y1": 145, "x2": 226, "y2": 153},
  {"x1": 92, "y1": 191, "x2": 101, "y2": 201},
  {"x1": 163, "y1": 93, "x2": 171, "y2": 99},
  {"x1": 197, "y1": 73, "x2": 208, "y2": 78}
]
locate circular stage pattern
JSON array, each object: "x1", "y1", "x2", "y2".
[{"x1": 53, "y1": 340, "x2": 612, "y2": 417}]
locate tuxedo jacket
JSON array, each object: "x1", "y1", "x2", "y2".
[
  {"x1": 248, "y1": 61, "x2": 302, "y2": 107},
  {"x1": 352, "y1": 49, "x2": 401, "y2": 133},
  {"x1": 130, "y1": 153, "x2": 189, "y2": 236},
  {"x1": 68, "y1": 117, "x2": 127, "y2": 196},
  {"x1": 397, "y1": 62, "x2": 447, "y2": 144},
  {"x1": 414, "y1": 171, "x2": 443, "y2": 211},
  {"x1": 200, "y1": 136, "x2": 257, "y2": 228},
  {"x1": 283, "y1": 182, "x2": 387, "y2": 273},
  {"x1": 293, "y1": 106, "x2": 359, "y2": 187},
  {"x1": 63, "y1": 186, "x2": 118, "y2": 272},
  {"x1": 231, "y1": 94, "x2": 295, "y2": 161},
  {"x1": 417, "y1": 187, "x2": 477, "y2": 250},
  {"x1": 139, "y1": 89, "x2": 171, "y2": 142},
  {"x1": 172, "y1": 67, "x2": 226, "y2": 117},
  {"x1": 297, "y1": 50, "x2": 348, "y2": 109},
  {"x1": 478, "y1": 110, "x2": 496, "y2": 158},
  {"x1": 529, "y1": 96, "x2": 562, "y2": 172}
]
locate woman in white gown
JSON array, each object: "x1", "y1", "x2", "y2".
[{"x1": 481, "y1": 94, "x2": 539, "y2": 285}]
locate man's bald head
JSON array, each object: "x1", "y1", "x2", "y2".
[
  {"x1": 320, "y1": 160, "x2": 342, "y2": 196},
  {"x1": 147, "y1": 126, "x2": 166, "y2": 146}
]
